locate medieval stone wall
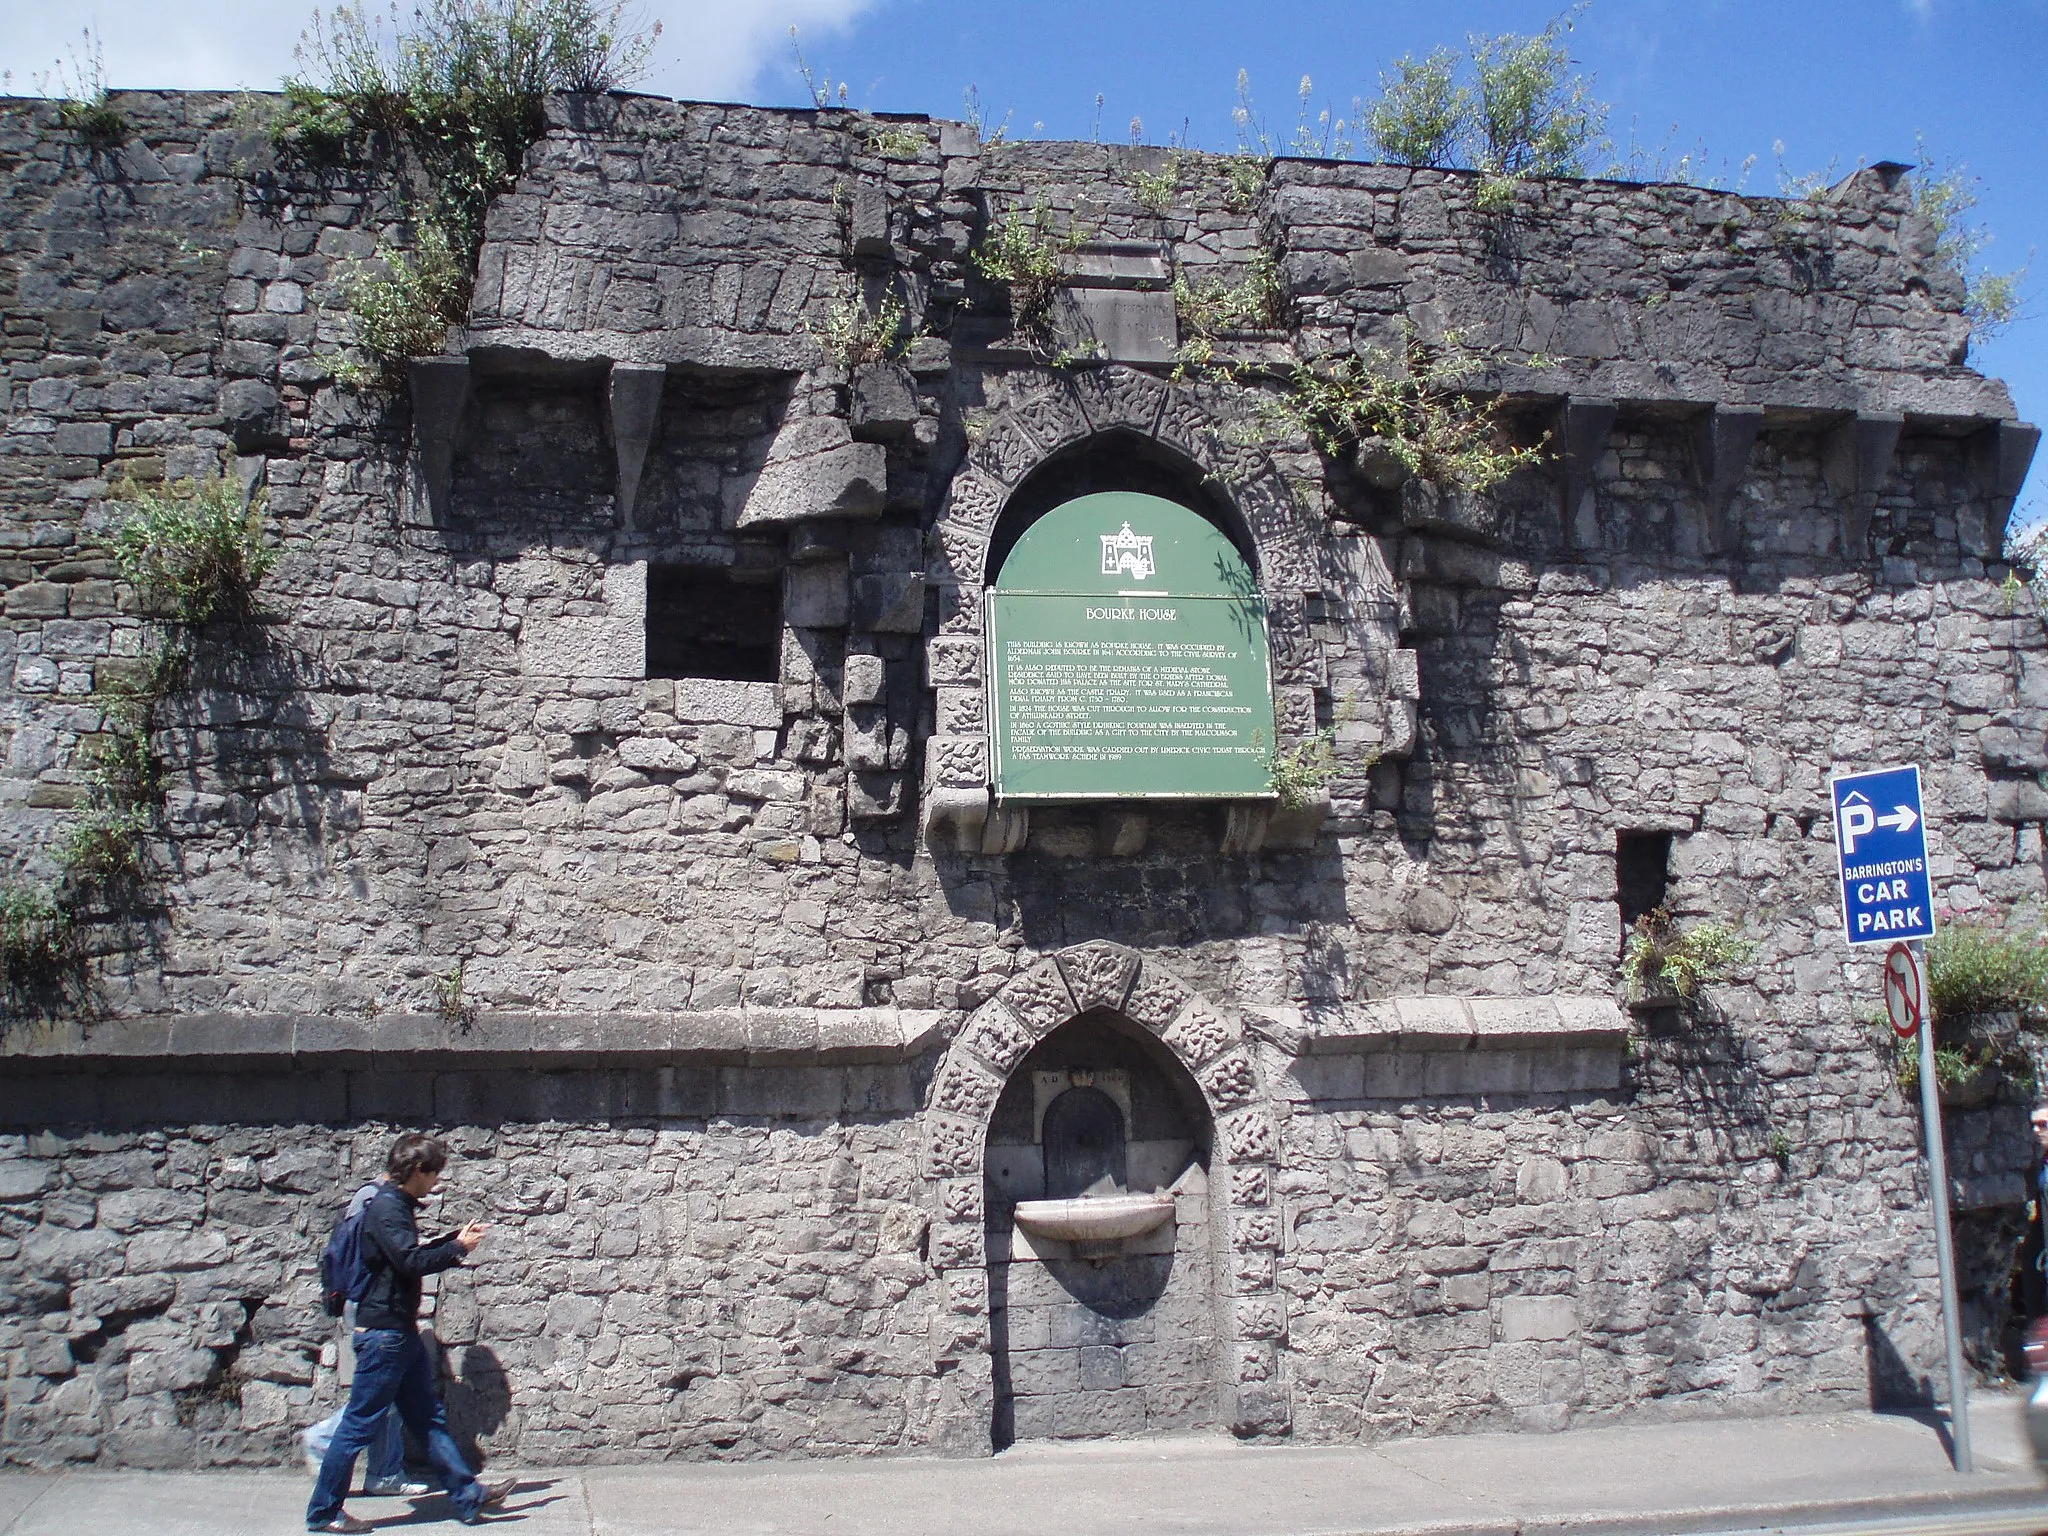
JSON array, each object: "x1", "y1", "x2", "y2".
[{"x1": 0, "y1": 88, "x2": 2042, "y2": 1468}]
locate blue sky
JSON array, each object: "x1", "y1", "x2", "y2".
[{"x1": 5, "y1": 0, "x2": 2041, "y2": 528}]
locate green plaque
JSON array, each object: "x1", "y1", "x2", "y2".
[{"x1": 988, "y1": 492, "x2": 1275, "y2": 801}]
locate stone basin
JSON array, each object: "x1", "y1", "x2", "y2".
[{"x1": 1012, "y1": 1193, "x2": 1175, "y2": 1242}]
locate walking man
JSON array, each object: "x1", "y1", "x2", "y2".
[
  {"x1": 302, "y1": 1171, "x2": 420, "y2": 1496},
  {"x1": 306, "y1": 1133, "x2": 515, "y2": 1533}
]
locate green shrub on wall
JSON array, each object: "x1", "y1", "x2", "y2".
[
  {"x1": 111, "y1": 474, "x2": 276, "y2": 627},
  {"x1": 1925, "y1": 915, "x2": 2048, "y2": 1023}
]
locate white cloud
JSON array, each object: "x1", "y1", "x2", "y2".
[
  {"x1": 643, "y1": 0, "x2": 879, "y2": 104},
  {"x1": 0, "y1": 1, "x2": 876, "y2": 104},
  {"x1": 1904, "y1": 0, "x2": 1936, "y2": 19}
]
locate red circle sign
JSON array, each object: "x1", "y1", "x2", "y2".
[{"x1": 1883, "y1": 942, "x2": 1922, "y2": 1039}]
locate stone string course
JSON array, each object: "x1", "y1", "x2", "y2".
[{"x1": 0, "y1": 88, "x2": 2042, "y2": 1466}]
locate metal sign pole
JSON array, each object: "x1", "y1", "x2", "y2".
[{"x1": 1911, "y1": 936, "x2": 1972, "y2": 1473}]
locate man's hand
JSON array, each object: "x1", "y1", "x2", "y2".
[{"x1": 455, "y1": 1221, "x2": 489, "y2": 1254}]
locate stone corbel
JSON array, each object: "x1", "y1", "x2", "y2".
[
  {"x1": 1973, "y1": 419, "x2": 2041, "y2": 526},
  {"x1": 1219, "y1": 801, "x2": 1271, "y2": 855},
  {"x1": 1690, "y1": 404, "x2": 1764, "y2": 554},
  {"x1": 1096, "y1": 809, "x2": 1147, "y2": 857},
  {"x1": 1559, "y1": 397, "x2": 1618, "y2": 550},
  {"x1": 408, "y1": 356, "x2": 472, "y2": 522},
  {"x1": 607, "y1": 362, "x2": 666, "y2": 528},
  {"x1": 921, "y1": 787, "x2": 1028, "y2": 855},
  {"x1": 1823, "y1": 410, "x2": 1903, "y2": 550}
]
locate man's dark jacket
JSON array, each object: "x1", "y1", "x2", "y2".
[{"x1": 356, "y1": 1183, "x2": 464, "y2": 1331}]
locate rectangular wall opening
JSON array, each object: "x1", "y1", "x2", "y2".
[
  {"x1": 646, "y1": 565, "x2": 780, "y2": 682},
  {"x1": 1616, "y1": 831, "x2": 1673, "y2": 949}
]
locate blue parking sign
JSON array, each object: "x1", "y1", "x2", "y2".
[{"x1": 1830, "y1": 765, "x2": 1934, "y2": 946}]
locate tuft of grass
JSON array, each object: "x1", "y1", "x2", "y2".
[
  {"x1": 111, "y1": 474, "x2": 276, "y2": 627},
  {"x1": 38, "y1": 27, "x2": 127, "y2": 149},
  {"x1": 0, "y1": 883, "x2": 77, "y2": 1012}
]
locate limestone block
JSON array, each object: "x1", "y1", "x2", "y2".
[
  {"x1": 1498, "y1": 1295, "x2": 1579, "y2": 1343},
  {"x1": 851, "y1": 362, "x2": 918, "y2": 439},
  {"x1": 1054, "y1": 942, "x2": 1138, "y2": 1013},
  {"x1": 847, "y1": 770, "x2": 903, "y2": 819},
  {"x1": 618, "y1": 737, "x2": 695, "y2": 773},
  {"x1": 518, "y1": 562, "x2": 645, "y2": 680},
  {"x1": 607, "y1": 362, "x2": 665, "y2": 525},
  {"x1": 850, "y1": 185, "x2": 891, "y2": 255},
  {"x1": 926, "y1": 635, "x2": 982, "y2": 687},
  {"x1": 784, "y1": 558, "x2": 848, "y2": 629},
  {"x1": 926, "y1": 734, "x2": 987, "y2": 788},
  {"x1": 673, "y1": 679, "x2": 782, "y2": 727},
  {"x1": 852, "y1": 572, "x2": 925, "y2": 633},
  {"x1": 843, "y1": 652, "x2": 886, "y2": 705},
  {"x1": 734, "y1": 414, "x2": 886, "y2": 527}
]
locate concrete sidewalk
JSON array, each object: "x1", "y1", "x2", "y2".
[{"x1": 3, "y1": 1396, "x2": 2046, "y2": 1536}]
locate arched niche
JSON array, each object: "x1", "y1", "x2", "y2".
[
  {"x1": 986, "y1": 427, "x2": 1258, "y2": 584},
  {"x1": 918, "y1": 942, "x2": 1289, "y2": 1455},
  {"x1": 986, "y1": 492, "x2": 1276, "y2": 802},
  {"x1": 982, "y1": 1010, "x2": 1219, "y2": 1446}
]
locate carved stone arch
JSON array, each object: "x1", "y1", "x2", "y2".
[
  {"x1": 925, "y1": 368, "x2": 1407, "y2": 854},
  {"x1": 933, "y1": 366, "x2": 1320, "y2": 594},
  {"x1": 917, "y1": 940, "x2": 1289, "y2": 1452}
]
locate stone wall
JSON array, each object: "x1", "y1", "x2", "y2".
[{"x1": 1, "y1": 86, "x2": 2043, "y2": 1467}]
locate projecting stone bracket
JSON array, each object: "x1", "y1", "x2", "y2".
[
  {"x1": 922, "y1": 787, "x2": 1028, "y2": 855},
  {"x1": 1974, "y1": 419, "x2": 2042, "y2": 524},
  {"x1": 1558, "y1": 396, "x2": 1618, "y2": 549},
  {"x1": 1824, "y1": 410, "x2": 1904, "y2": 550},
  {"x1": 1690, "y1": 403, "x2": 1764, "y2": 554},
  {"x1": 606, "y1": 362, "x2": 666, "y2": 527},
  {"x1": 407, "y1": 356, "x2": 473, "y2": 522}
]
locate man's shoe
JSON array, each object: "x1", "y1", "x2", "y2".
[
  {"x1": 363, "y1": 1476, "x2": 432, "y2": 1496},
  {"x1": 459, "y1": 1477, "x2": 518, "y2": 1523},
  {"x1": 309, "y1": 1516, "x2": 374, "y2": 1535}
]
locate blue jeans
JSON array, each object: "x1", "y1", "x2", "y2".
[{"x1": 306, "y1": 1329, "x2": 483, "y2": 1528}]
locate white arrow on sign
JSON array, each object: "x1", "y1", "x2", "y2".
[{"x1": 1839, "y1": 792, "x2": 1920, "y2": 853}]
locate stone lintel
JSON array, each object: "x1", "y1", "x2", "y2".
[
  {"x1": 0, "y1": 1008, "x2": 951, "y2": 1071},
  {"x1": 1261, "y1": 995, "x2": 1630, "y2": 1055}
]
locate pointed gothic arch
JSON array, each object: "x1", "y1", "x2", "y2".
[{"x1": 917, "y1": 941, "x2": 1290, "y2": 1451}]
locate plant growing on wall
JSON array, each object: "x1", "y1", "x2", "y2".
[
  {"x1": 1908, "y1": 141, "x2": 2026, "y2": 341},
  {"x1": 1357, "y1": 12, "x2": 1606, "y2": 202},
  {"x1": 1172, "y1": 251, "x2": 1286, "y2": 377},
  {"x1": 1268, "y1": 728, "x2": 1339, "y2": 809},
  {"x1": 1265, "y1": 330, "x2": 1547, "y2": 493},
  {"x1": 807, "y1": 287, "x2": 910, "y2": 371},
  {"x1": 1621, "y1": 908, "x2": 1755, "y2": 1003},
  {"x1": 973, "y1": 198, "x2": 1087, "y2": 350},
  {"x1": 0, "y1": 883, "x2": 77, "y2": 1015},
  {"x1": 276, "y1": 0, "x2": 660, "y2": 385},
  {"x1": 112, "y1": 474, "x2": 277, "y2": 627},
  {"x1": 36, "y1": 27, "x2": 127, "y2": 149},
  {"x1": 1925, "y1": 913, "x2": 2048, "y2": 1023}
]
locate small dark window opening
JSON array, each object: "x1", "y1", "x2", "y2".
[
  {"x1": 646, "y1": 565, "x2": 779, "y2": 682},
  {"x1": 1616, "y1": 831, "x2": 1673, "y2": 946},
  {"x1": 1042, "y1": 1087, "x2": 1127, "y2": 1200}
]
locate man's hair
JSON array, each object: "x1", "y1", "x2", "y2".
[{"x1": 387, "y1": 1133, "x2": 450, "y2": 1183}]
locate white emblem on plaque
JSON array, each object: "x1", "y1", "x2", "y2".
[{"x1": 1099, "y1": 522, "x2": 1155, "y2": 581}]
